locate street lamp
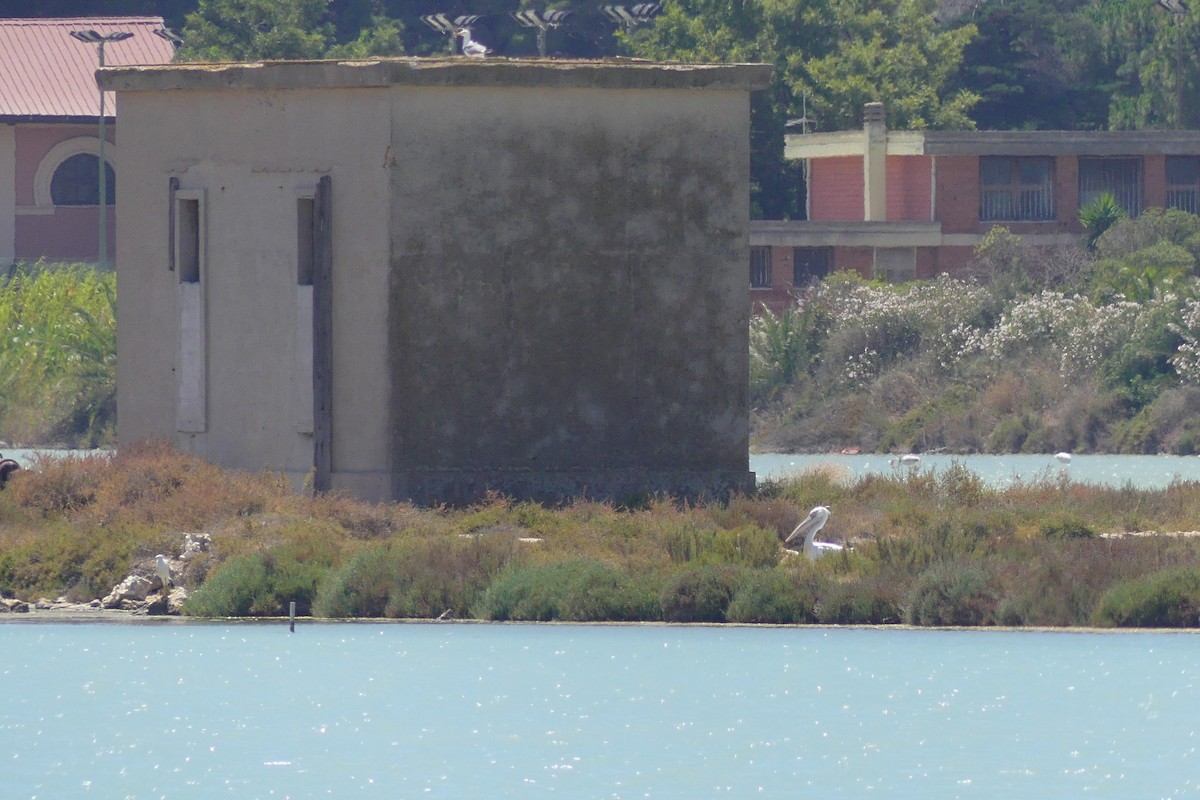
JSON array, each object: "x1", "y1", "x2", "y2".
[{"x1": 70, "y1": 28, "x2": 132, "y2": 267}]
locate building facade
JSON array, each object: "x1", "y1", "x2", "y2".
[
  {"x1": 0, "y1": 17, "x2": 175, "y2": 267},
  {"x1": 102, "y1": 57, "x2": 770, "y2": 505},
  {"x1": 750, "y1": 102, "x2": 1200, "y2": 313}
]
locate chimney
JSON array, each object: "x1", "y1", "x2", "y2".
[{"x1": 863, "y1": 102, "x2": 887, "y2": 221}]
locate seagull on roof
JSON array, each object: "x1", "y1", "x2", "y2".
[{"x1": 456, "y1": 27, "x2": 491, "y2": 57}]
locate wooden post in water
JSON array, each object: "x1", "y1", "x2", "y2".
[{"x1": 289, "y1": 601, "x2": 296, "y2": 633}]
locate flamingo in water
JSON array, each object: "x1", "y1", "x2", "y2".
[{"x1": 785, "y1": 506, "x2": 844, "y2": 560}]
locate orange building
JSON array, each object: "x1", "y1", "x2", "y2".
[
  {"x1": 0, "y1": 17, "x2": 175, "y2": 267},
  {"x1": 750, "y1": 102, "x2": 1200, "y2": 313}
]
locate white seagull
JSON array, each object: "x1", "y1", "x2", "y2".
[
  {"x1": 155, "y1": 554, "x2": 172, "y2": 589},
  {"x1": 456, "y1": 27, "x2": 491, "y2": 57},
  {"x1": 785, "y1": 506, "x2": 845, "y2": 560}
]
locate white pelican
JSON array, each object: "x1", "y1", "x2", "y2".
[
  {"x1": 888, "y1": 453, "x2": 922, "y2": 467},
  {"x1": 1055, "y1": 452, "x2": 1072, "y2": 464},
  {"x1": 456, "y1": 28, "x2": 491, "y2": 57},
  {"x1": 155, "y1": 554, "x2": 172, "y2": 589},
  {"x1": 785, "y1": 506, "x2": 844, "y2": 560}
]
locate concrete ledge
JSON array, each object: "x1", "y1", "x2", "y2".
[
  {"x1": 392, "y1": 467, "x2": 757, "y2": 507},
  {"x1": 750, "y1": 220, "x2": 943, "y2": 248},
  {"x1": 99, "y1": 58, "x2": 774, "y2": 93}
]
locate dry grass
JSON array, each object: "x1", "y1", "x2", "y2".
[{"x1": 5, "y1": 447, "x2": 1200, "y2": 626}]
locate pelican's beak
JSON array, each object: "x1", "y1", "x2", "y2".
[{"x1": 785, "y1": 514, "x2": 817, "y2": 546}]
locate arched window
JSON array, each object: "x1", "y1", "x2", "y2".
[{"x1": 50, "y1": 153, "x2": 115, "y2": 206}]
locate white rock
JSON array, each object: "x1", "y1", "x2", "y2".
[{"x1": 101, "y1": 575, "x2": 155, "y2": 608}]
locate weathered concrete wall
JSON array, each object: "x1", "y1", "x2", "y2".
[
  {"x1": 386, "y1": 84, "x2": 755, "y2": 503},
  {"x1": 106, "y1": 58, "x2": 768, "y2": 505},
  {"x1": 113, "y1": 86, "x2": 392, "y2": 498}
]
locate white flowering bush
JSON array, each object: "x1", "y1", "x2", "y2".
[
  {"x1": 1171, "y1": 297, "x2": 1200, "y2": 385},
  {"x1": 820, "y1": 274, "x2": 991, "y2": 385},
  {"x1": 972, "y1": 290, "x2": 1091, "y2": 361}
]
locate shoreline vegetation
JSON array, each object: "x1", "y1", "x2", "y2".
[
  {"x1": 751, "y1": 212, "x2": 1200, "y2": 455},
  {"x1": 4, "y1": 442, "x2": 1200, "y2": 628},
  {"x1": 9, "y1": 210, "x2": 1200, "y2": 627}
]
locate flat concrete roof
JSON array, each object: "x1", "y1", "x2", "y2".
[
  {"x1": 99, "y1": 57, "x2": 774, "y2": 93},
  {"x1": 786, "y1": 129, "x2": 1200, "y2": 159}
]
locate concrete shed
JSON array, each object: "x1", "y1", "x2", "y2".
[{"x1": 101, "y1": 57, "x2": 771, "y2": 505}]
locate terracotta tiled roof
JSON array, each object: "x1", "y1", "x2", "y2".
[{"x1": 0, "y1": 17, "x2": 176, "y2": 121}]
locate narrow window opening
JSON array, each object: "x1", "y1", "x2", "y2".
[
  {"x1": 177, "y1": 198, "x2": 200, "y2": 283},
  {"x1": 297, "y1": 197, "x2": 315, "y2": 286}
]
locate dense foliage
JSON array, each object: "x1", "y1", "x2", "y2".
[
  {"x1": 4, "y1": 444, "x2": 1200, "y2": 628},
  {"x1": 752, "y1": 211, "x2": 1200, "y2": 455},
  {"x1": 0, "y1": 263, "x2": 116, "y2": 447}
]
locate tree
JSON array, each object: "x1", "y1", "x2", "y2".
[
  {"x1": 951, "y1": 0, "x2": 1110, "y2": 130},
  {"x1": 176, "y1": 0, "x2": 405, "y2": 61},
  {"x1": 792, "y1": 0, "x2": 979, "y2": 130},
  {"x1": 1096, "y1": 0, "x2": 1200, "y2": 130}
]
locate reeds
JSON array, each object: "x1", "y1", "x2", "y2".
[
  {"x1": 4, "y1": 447, "x2": 1200, "y2": 626},
  {"x1": 0, "y1": 262, "x2": 116, "y2": 446}
]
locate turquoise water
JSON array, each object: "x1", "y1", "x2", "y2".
[
  {"x1": 2, "y1": 623, "x2": 1198, "y2": 799},
  {"x1": 8, "y1": 450, "x2": 1200, "y2": 491},
  {"x1": 750, "y1": 452, "x2": 1200, "y2": 490}
]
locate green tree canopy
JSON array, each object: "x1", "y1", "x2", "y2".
[{"x1": 176, "y1": 0, "x2": 405, "y2": 61}]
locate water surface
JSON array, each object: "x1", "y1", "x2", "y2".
[
  {"x1": 2, "y1": 623, "x2": 1197, "y2": 799},
  {"x1": 750, "y1": 452, "x2": 1200, "y2": 490}
]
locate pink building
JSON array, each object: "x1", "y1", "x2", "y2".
[
  {"x1": 0, "y1": 17, "x2": 175, "y2": 267},
  {"x1": 750, "y1": 102, "x2": 1200, "y2": 313}
]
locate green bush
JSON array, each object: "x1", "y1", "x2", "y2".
[
  {"x1": 815, "y1": 572, "x2": 906, "y2": 624},
  {"x1": 184, "y1": 544, "x2": 332, "y2": 617},
  {"x1": 472, "y1": 559, "x2": 660, "y2": 622},
  {"x1": 725, "y1": 569, "x2": 819, "y2": 624},
  {"x1": 664, "y1": 523, "x2": 781, "y2": 568},
  {"x1": 1093, "y1": 566, "x2": 1200, "y2": 628},
  {"x1": 183, "y1": 554, "x2": 275, "y2": 616},
  {"x1": 659, "y1": 565, "x2": 743, "y2": 623},
  {"x1": 0, "y1": 262, "x2": 116, "y2": 445},
  {"x1": 315, "y1": 535, "x2": 517, "y2": 619},
  {"x1": 903, "y1": 560, "x2": 996, "y2": 626},
  {"x1": 1039, "y1": 515, "x2": 1095, "y2": 540}
]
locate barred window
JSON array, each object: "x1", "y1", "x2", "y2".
[
  {"x1": 1079, "y1": 157, "x2": 1142, "y2": 217},
  {"x1": 750, "y1": 246, "x2": 772, "y2": 289},
  {"x1": 979, "y1": 157, "x2": 1054, "y2": 221},
  {"x1": 1167, "y1": 156, "x2": 1200, "y2": 214}
]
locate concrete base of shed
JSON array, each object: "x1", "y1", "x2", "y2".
[{"x1": 391, "y1": 467, "x2": 756, "y2": 507}]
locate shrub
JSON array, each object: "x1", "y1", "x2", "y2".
[
  {"x1": 725, "y1": 569, "x2": 820, "y2": 624},
  {"x1": 184, "y1": 537, "x2": 336, "y2": 616},
  {"x1": 1039, "y1": 515, "x2": 1095, "y2": 540},
  {"x1": 1093, "y1": 566, "x2": 1200, "y2": 628},
  {"x1": 815, "y1": 571, "x2": 906, "y2": 624},
  {"x1": 316, "y1": 534, "x2": 518, "y2": 619},
  {"x1": 472, "y1": 559, "x2": 660, "y2": 622},
  {"x1": 664, "y1": 523, "x2": 781, "y2": 569},
  {"x1": 3, "y1": 451, "x2": 109, "y2": 515},
  {"x1": 903, "y1": 560, "x2": 996, "y2": 626},
  {"x1": 659, "y1": 565, "x2": 743, "y2": 623},
  {"x1": 0, "y1": 262, "x2": 117, "y2": 445},
  {"x1": 183, "y1": 554, "x2": 275, "y2": 616}
]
